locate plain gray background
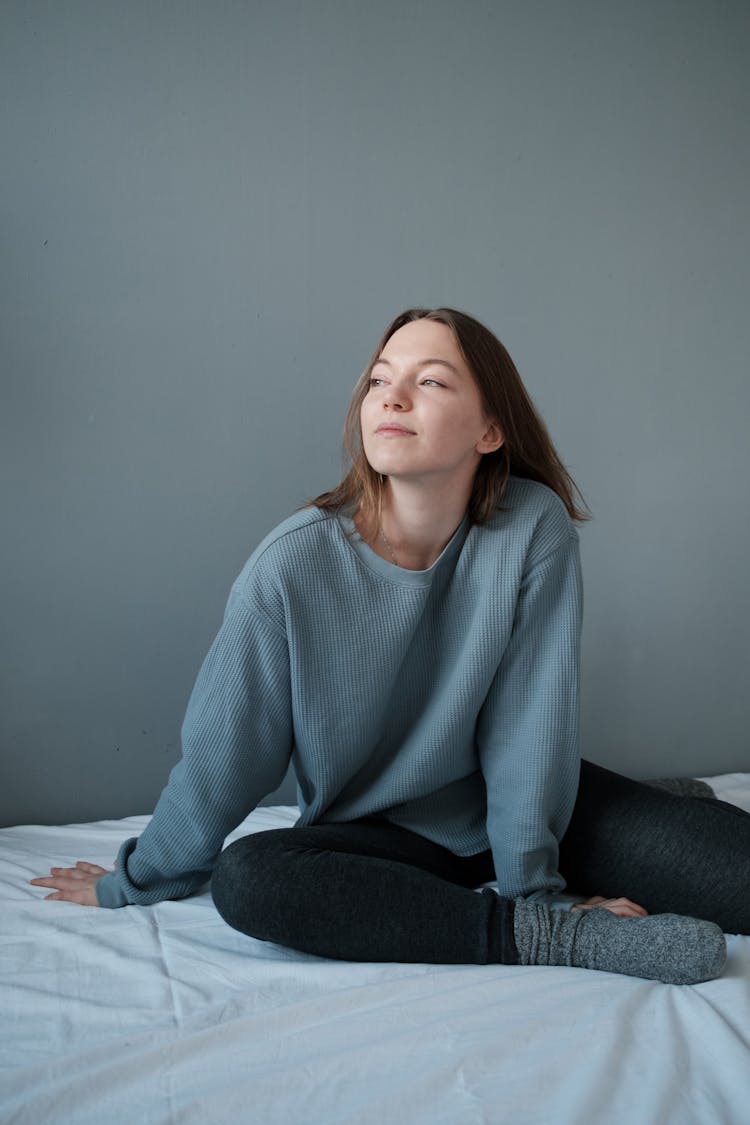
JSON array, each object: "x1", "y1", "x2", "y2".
[{"x1": 2, "y1": 0, "x2": 748, "y2": 826}]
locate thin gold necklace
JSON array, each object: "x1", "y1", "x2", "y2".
[{"x1": 380, "y1": 526, "x2": 400, "y2": 567}]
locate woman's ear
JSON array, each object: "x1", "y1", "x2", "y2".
[{"x1": 476, "y1": 421, "x2": 504, "y2": 455}]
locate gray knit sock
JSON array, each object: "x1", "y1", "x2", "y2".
[
  {"x1": 513, "y1": 902, "x2": 726, "y2": 984},
  {"x1": 646, "y1": 777, "x2": 715, "y2": 799}
]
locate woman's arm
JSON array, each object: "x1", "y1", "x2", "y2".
[
  {"x1": 477, "y1": 524, "x2": 583, "y2": 900},
  {"x1": 32, "y1": 594, "x2": 294, "y2": 908}
]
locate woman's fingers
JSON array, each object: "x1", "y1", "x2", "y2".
[
  {"x1": 43, "y1": 887, "x2": 99, "y2": 905},
  {"x1": 603, "y1": 899, "x2": 648, "y2": 917},
  {"x1": 75, "y1": 861, "x2": 109, "y2": 875},
  {"x1": 574, "y1": 895, "x2": 606, "y2": 908},
  {"x1": 33, "y1": 862, "x2": 108, "y2": 881},
  {"x1": 30, "y1": 861, "x2": 110, "y2": 906},
  {"x1": 572, "y1": 896, "x2": 648, "y2": 917}
]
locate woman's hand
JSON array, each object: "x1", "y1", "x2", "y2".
[
  {"x1": 571, "y1": 895, "x2": 648, "y2": 918},
  {"x1": 30, "y1": 861, "x2": 111, "y2": 906}
]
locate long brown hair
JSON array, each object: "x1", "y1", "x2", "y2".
[{"x1": 311, "y1": 308, "x2": 589, "y2": 534}]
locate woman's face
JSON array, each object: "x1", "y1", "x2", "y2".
[{"x1": 360, "y1": 319, "x2": 502, "y2": 485}]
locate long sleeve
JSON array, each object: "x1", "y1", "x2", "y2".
[
  {"x1": 96, "y1": 595, "x2": 293, "y2": 908},
  {"x1": 94, "y1": 487, "x2": 584, "y2": 909},
  {"x1": 476, "y1": 527, "x2": 582, "y2": 900}
]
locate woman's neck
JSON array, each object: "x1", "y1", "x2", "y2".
[{"x1": 360, "y1": 476, "x2": 472, "y2": 571}]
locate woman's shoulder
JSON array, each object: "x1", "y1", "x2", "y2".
[
  {"x1": 250, "y1": 506, "x2": 336, "y2": 557},
  {"x1": 238, "y1": 506, "x2": 342, "y2": 578},
  {"x1": 480, "y1": 477, "x2": 579, "y2": 561},
  {"x1": 492, "y1": 476, "x2": 575, "y2": 526},
  {"x1": 227, "y1": 507, "x2": 344, "y2": 614}
]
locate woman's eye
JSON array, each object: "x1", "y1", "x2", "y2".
[
  {"x1": 422, "y1": 378, "x2": 444, "y2": 388},
  {"x1": 369, "y1": 377, "x2": 386, "y2": 387}
]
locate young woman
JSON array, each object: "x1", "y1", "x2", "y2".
[{"x1": 33, "y1": 308, "x2": 749, "y2": 984}]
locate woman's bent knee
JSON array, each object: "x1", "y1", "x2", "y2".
[{"x1": 211, "y1": 830, "x2": 293, "y2": 940}]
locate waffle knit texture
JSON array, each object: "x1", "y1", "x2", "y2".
[{"x1": 97, "y1": 476, "x2": 582, "y2": 909}]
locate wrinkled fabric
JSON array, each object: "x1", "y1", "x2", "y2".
[{"x1": 4, "y1": 775, "x2": 750, "y2": 1125}]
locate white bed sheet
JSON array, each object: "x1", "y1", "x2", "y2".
[{"x1": 1, "y1": 777, "x2": 749, "y2": 1124}]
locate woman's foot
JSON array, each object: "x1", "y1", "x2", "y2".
[{"x1": 513, "y1": 902, "x2": 726, "y2": 984}]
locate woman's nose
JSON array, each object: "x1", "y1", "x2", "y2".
[{"x1": 384, "y1": 385, "x2": 409, "y2": 410}]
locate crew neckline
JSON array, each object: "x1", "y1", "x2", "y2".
[{"x1": 337, "y1": 512, "x2": 470, "y2": 587}]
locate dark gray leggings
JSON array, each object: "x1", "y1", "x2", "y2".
[{"x1": 211, "y1": 761, "x2": 750, "y2": 963}]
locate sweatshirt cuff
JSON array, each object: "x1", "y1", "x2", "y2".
[
  {"x1": 95, "y1": 835, "x2": 142, "y2": 908},
  {"x1": 96, "y1": 870, "x2": 129, "y2": 909}
]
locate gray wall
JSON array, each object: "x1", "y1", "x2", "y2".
[{"x1": 2, "y1": 0, "x2": 748, "y2": 826}]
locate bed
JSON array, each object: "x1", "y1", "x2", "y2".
[{"x1": 2, "y1": 773, "x2": 749, "y2": 1125}]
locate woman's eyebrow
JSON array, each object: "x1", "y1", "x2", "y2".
[{"x1": 373, "y1": 357, "x2": 459, "y2": 373}]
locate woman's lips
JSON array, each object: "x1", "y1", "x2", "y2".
[{"x1": 375, "y1": 424, "x2": 415, "y2": 436}]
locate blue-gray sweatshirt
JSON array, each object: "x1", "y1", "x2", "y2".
[{"x1": 96, "y1": 476, "x2": 582, "y2": 909}]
